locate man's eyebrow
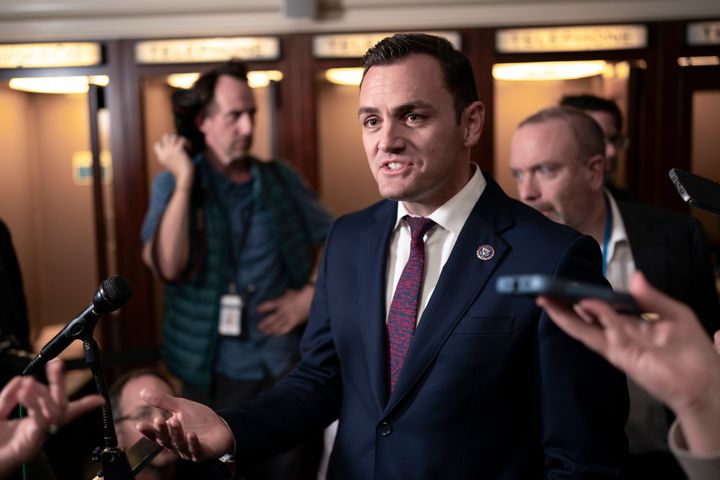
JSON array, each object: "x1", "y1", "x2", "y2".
[
  {"x1": 394, "y1": 101, "x2": 433, "y2": 114},
  {"x1": 358, "y1": 101, "x2": 434, "y2": 117},
  {"x1": 358, "y1": 106, "x2": 378, "y2": 117}
]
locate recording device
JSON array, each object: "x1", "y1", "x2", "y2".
[
  {"x1": 171, "y1": 88, "x2": 205, "y2": 157},
  {"x1": 669, "y1": 168, "x2": 720, "y2": 215},
  {"x1": 495, "y1": 274, "x2": 642, "y2": 315},
  {"x1": 22, "y1": 275, "x2": 132, "y2": 376}
]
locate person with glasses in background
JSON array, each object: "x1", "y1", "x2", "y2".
[
  {"x1": 110, "y1": 368, "x2": 215, "y2": 480},
  {"x1": 560, "y1": 94, "x2": 633, "y2": 201},
  {"x1": 509, "y1": 105, "x2": 720, "y2": 480}
]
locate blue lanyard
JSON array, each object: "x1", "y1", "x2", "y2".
[{"x1": 601, "y1": 195, "x2": 613, "y2": 275}]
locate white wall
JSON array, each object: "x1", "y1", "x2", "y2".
[{"x1": 0, "y1": 0, "x2": 718, "y2": 42}]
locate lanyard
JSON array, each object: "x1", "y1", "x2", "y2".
[
  {"x1": 204, "y1": 160, "x2": 256, "y2": 294},
  {"x1": 601, "y1": 195, "x2": 613, "y2": 275},
  {"x1": 226, "y1": 200, "x2": 254, "y2": 294}
]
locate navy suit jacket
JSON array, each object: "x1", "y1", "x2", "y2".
[{"x1": 224, "y1": 177, "x2": 629, "y2": 479}]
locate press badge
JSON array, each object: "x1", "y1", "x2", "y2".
[{"x1": 218, "y1": 293, "x2": 243, "y2": 336}]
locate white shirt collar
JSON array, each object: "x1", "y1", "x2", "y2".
[
  {"x1": 394, "y1": 163, "x2": 486, "y2": 234},
  {"x1": 605, "y1": 191, "x2": 630, "y2": 260}
]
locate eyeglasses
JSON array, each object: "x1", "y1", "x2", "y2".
[
  {"x1": 115, "y1": 405, "x2": 170, "y2": 423},
  {"x1": 605, "y1": 133, "x2": 630, "y2": 150}
]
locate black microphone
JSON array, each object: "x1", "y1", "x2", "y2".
[{"x1": 22, "y1": 275, "x2": 132, "y2": 376}]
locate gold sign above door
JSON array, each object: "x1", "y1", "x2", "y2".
[
  {"x1": 135, "y1": 37, "x2": 280, "y2": 64},
  {"x1": 496, "y1": 25, "x2": 647, "y2": 53},
  {"x1": 0, "y1": 42, "x2": 102, "y2": 69},
  {"x1": 687, "y1": 21, "x2": 720, "y2": 46},
  {"x1": 313, "y1": 31, "x2": 461, "y2": 58}
]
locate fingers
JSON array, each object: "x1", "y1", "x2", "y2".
[
  {"x1": 166, "y1": 416, "x2": 193, "y2": 460},
  {"x1": 136, "y1": 420, "x2": 162, "y2": 443},
  {"x1": 46, "y1": 360, "x2": 68, "y2": 413},
  {"x1": 537, "y1": 296, "x2": 608, "y2": 354},
  {"x1": 629, "y1": 272, "x2": 691, "y2": 320},
  {"x1": 153, "y1": 133, "x2": 193, "y2": 180},
  {"x1": 714, "y1": 330, "x2": 720, "y2": 355},
  {"x1": 0, "y1": 376, "x2": 24, "y2": 419},
  {"x1": 154, "y1": 133, "x2": 186, "y2": 152},
  {"x1": 136, "y1": 414, "x2": 194, "y2": 461},
  {"x1": 64, "y1": 394, "x2": 105, "y2": 423},
  {"x1": 256, "y1": 298, "x2": 278, "y2": 314},
  {"x1": 257, "y1": 311, "x2": 288, "y2": 336},
  {"x1": 186, "y1": 431, "x2": 203, "y2": 462},
  {"x1": 140, "y1": 388, "x2": 178, "y2": 414},
  {"x1": 256, "y1": 292, "x2": 308, "y2": 335},
  {"x1": 256, "y1": 298, "x2": 287, "y2": 335},
  {"x1": 14, "y1": 379, "x2": 53, "y2": 429}
]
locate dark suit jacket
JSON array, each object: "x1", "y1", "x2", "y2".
[
  {"x1": 617, "y1": 200, "x2": 720, "y2": 334},
  {"x1": 224, "y1": 178, "x2": 629, "y2": 479},
  {"x1": 0, "y1": 219, "x2": 29, "y2": 352}
]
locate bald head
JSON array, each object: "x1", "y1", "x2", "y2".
[{"x1": 509, "y1": 107, "x2": 607, "y2": 234}]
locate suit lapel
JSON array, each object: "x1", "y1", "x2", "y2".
[
  {"x1": 384, "y1": 179, "x2": 514, "y2": 413},
  {"x1": 617, "y1": 202, "x2": 668, "y2": 290},
  {"x1": 357, "y1": 201, "x2": 397, "y2": 411}
]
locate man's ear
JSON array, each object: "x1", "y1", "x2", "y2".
[
  {"x1": 463, "y1": 101, "x2": 485, "y2": 147},
  {"x1": 587, "y1": 154, "x2": 606, "y2": 189},
  {"x1": 195, "y1": 114, "x2": 206, "y2": 134}
]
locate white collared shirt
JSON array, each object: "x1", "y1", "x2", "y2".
[
  {"x1": 385, "y1": 164, "x2": 486, "y2": 324},
  {"x1": 604, "y1": 192, "x2": 636, "y2": 291},
  {"x1": 604, "y1": 192, "x2": 670, "y2": 454}
]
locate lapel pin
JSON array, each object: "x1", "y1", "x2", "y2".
[{"x1": 476, "y1": 244, "x2": 495, "y2": 261}]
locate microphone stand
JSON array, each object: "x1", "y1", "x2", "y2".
[{"x1": 83, "y1": 336, "x2": 135, "y2": 480}]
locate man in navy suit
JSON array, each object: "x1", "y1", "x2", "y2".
[{"x1": 137, "y1": 33, "x2": 628, "y2": 479}]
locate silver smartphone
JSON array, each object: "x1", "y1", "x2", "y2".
[{"x1": 496, "y1": 274, "x2": 642, "y2": 314}]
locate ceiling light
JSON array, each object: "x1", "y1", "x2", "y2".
[
  {"x1": 325, "y1": 68, "x2": 364, "y2": 86},
  {"x1": 247, "y1": 70, "x2": 283, "y2": 88},
  {"x1": 166, "y1": 73, "x2": 199, "y2": 89},
  {"x1": 166, "y1": 70, "x2": 283, "y2": 90},
  {"x1": 8, "y1": 75, "x2": 110, "y2": 94},
  {"x1": 677, "y1": 56, "x2": 720, "y2": 67},
  {"x1": 492, "y1": 61, "x2": 607, "y2": 81}
]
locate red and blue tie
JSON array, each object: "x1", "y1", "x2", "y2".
[{"x1": 387, "y1": 216, "x2": 436, "y2": 392}]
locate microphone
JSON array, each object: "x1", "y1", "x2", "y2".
[{"x1": 22, "y1": 275, "x2": 132, "y2": 376}]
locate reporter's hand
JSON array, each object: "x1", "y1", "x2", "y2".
[
  {"x1": 256, "y1": 285, "x2": 314, "y2": 336},
  {"x1": 136, "y1": 388, "x2": 234, "y2": 462},
  {"x1": 0, "y1": 360, "x2": 104, "y2": 476},
  {"x1": 538, "y1": 271, "x2": 720, "y2": 454},
  {"x1": 538, "y1": 272, "x2": 720, "y2": 414}
]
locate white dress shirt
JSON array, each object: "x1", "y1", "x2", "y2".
[
  {"x1": 385, "y1": 164, "x2": 486, "y2": 324},
  {"x1": 604, "y1": 192, "x2": 636, "y2": 291},
  {"x1": 605, "y1": 191, "x2": 670, "y2": 454}
]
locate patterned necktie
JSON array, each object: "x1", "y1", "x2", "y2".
[{"x1": 387, "y1": 216, "x2": 436, "y2": 392}]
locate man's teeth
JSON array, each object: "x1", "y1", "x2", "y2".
[{"x1": 387, "y1": 162, "x2": 401, "y2": 170}]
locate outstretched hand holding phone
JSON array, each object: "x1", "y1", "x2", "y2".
[{"x1": 537, "y1": 271, "x2": 720, "y2": 457}]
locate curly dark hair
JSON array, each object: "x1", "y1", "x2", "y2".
[{"x1": 193, "y1": 59, "x2": 249, "y2": 119}]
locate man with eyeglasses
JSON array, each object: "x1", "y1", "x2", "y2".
[
  {"x1": 560, "y1": 94, "x2": 633, "y2": 201},
  {"x1": 111, "y1": 368, "x2": 214, "y2": 480},
  {"x1": 510, "y1": 105, "x2": 720, "y2": 480}
]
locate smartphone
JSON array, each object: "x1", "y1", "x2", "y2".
[
  {"x1": 495, "y1": 274, "x2": 642, "y2": 314},
  {"x1": 669, "y1": 168, "x2": 720, "y2": 215}
]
